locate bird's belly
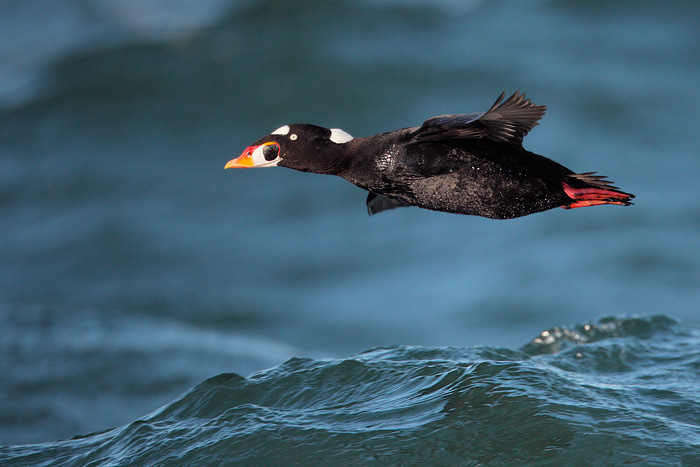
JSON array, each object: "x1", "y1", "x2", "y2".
[{"x1": 410, "y1": 169, "x2": 562, "y2": 219}]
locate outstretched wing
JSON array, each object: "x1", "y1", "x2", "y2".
[{"x1": 410, "y1": 91, "x2": 547, "y2": 147}]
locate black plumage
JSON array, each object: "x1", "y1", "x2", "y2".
[{"x1": 226, "y1": 91, "x2": 633, "y2": 219}]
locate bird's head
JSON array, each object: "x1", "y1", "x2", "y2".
[{"x1": 225, "y1": 124, "x2": 354, "y2": 174}]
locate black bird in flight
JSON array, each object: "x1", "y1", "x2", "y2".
[{"x1": 226, "y1": 91, "x2": 633, "y2": 219}]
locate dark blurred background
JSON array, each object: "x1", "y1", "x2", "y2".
[{"x1": 1, "y1": 0, "x2": 699, "y2": 445}]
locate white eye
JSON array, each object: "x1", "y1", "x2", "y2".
[
  {"x1": 250, "y1": 143, "x2": 281, "y2": 167},
  {"x1": 290, "y1": 134, "x2": 298, "y2": 141}
]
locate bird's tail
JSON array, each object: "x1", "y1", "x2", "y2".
[{"x1": 561, "y1": 173, "x2": 634, "y2": 209}]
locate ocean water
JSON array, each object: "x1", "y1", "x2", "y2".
[
  {"x1": 1, "y1": 0, "x2": 700, "y2": 464},
  {"x1": 3, "y1": 317, "x2": 700, "y2": 466}
]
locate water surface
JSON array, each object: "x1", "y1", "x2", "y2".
[{"x1": 1, "y1": 0, "x2": 699, "y2": 459}]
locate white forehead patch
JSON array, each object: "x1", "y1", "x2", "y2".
[
  {"x1": 271, "y1": 125, "x2": 290, "y2": 136},
  {"x1": 330, "y1": 128, "x2": 353, "y2": 144}
]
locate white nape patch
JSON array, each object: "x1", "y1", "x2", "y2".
[
  {"x1": 271, "y1": 125, "x2": 290, "y2": 136},
  {"x1": 330, "y1": 128, "x2": 354, "y2": 144}
]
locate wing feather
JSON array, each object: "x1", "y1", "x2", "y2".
[
  {"x1": 411, "y1": 91, "x2": 547, "y2": 147},
  {"x1": 366, "y1": 192, "x2": 412, "y2": 215}
]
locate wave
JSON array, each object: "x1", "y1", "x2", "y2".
[{"x1": 2, "y1": 315, "x2": 699, "y2": 466}]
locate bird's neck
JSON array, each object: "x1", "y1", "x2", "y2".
[{"x1": 311, "y1": 141, "x2": 356, "y2": 175}]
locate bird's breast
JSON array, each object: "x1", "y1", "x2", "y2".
[{"x1": 375, "y1": 144, "x2": 401, "y2": 173}]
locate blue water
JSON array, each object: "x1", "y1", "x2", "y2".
[
  {"x1": 1, "y1": 0, "x2": 700, "y2": 464},
  {"x1": 3, "y1": 317, "x2": 700, "y2": 465}
]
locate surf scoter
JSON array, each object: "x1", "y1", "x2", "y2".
[{"x1": 225, "y1": 91, "x2": 634, "y2": 219}]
